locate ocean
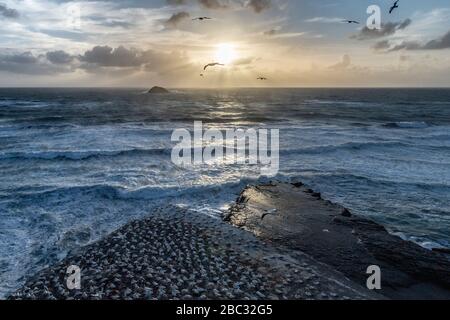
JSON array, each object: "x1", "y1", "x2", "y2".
[{"x1": 0, "y1": 88, "x2": 449, "y2": 297}]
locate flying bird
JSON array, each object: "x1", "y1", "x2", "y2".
[
  {"x1": 203, "y1": 63, "x2": 224, "y2": 70},
  {"x1": 343, "y1": 20, "x2": 360, "y2": 24},
  {"x1": 192, "y1": 17, "x2": 212, "y2": 21},
  {"x1": 389, "y1": 0, "x2": 399, "y2": 14},
  {"x1": 257, "y1": 77, "x2": 268, "y2": 80}
]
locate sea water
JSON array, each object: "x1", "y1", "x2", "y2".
[{"x1": 0, "y1": 88, "x2": 449, "y2": 296}]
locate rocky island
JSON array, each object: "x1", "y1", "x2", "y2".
[{"x1": 147, "y1": 86, "x2": 169, "y2": 94}]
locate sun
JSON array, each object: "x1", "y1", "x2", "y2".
[{"x1": 215, "y1": 43, "x2": 237, "y2": 65}]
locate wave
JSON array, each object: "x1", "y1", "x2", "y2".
[
  {"x1": 9, "y1": 178, "x2": 260, "y2": 202},
  {"x1": 0, "y1": 148, "x2": 172, "y2": 161},
  {"x1": 280, "y1": 141, "x2": 412, "y2": 156},
  {"x1": 4, "y1": 140, "x2": 447, "y2": 162},
  {"x1": 302, "y1": 171, "x2": 450, "y2": 192},
  {"x1": 382, "y1": 121, "x2": 430, "y2": 129}
]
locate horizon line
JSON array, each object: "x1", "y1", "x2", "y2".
[{"x1": 1, "y1": 86, "x2": 450, "y2": 89}]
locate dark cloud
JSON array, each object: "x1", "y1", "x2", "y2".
[
  {"x1": 246, "y1": 0, "x2": 271, "y2": 13},
  {"x1": 78, "y1": 45, "x2": 192, "y2": 75},
  {"x1": 79, "y1": 46, "x2": 145, "y2": 68},
  {"x1": 165, "y1": 11, "x2": 190, "y2": 28},
  {"x1": 377, "y1": 30, "x2": 450, "y2": 52},
  {"x1": 0, "y1": 52, "x2": 71, "y2": 75},
  {"x1": 0, "y1": 46, "x2": 195, "y2": 76},
  {"x1": 46, "y1": 51, "x2": 75, "y2": 64},
  {"x1": 0, "y1": 3, "x2": 19, "y2": 18},
  {"x1": 373, "y1": 40, "x2": 391, "y2": 51},
  {"x1": 352, "y1": 19, "x2": 411, "y2": 40},
  {"x1": 419, "y1": 30, "x2": 450, "y2": 50}
]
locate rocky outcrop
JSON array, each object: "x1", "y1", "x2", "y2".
[
  {"x1": 147, "y1": 86, "x2": 169, "y2": 94},
  {"x1": 225, "y1": 182, "x2": 450, "y2": 300}
]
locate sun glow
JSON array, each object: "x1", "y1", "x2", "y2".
[{"x1": 214, "y1": 43, "x2": 237, "y2": 65}]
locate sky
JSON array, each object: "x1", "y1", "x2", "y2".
[{"x1": 0, "y1": 0, "x2": 449, "y2": 87}]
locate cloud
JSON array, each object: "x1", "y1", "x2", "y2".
[
  {"x1": 197, "y1": 0, "x2": 270, "y2": 13},
  {"x1": 378, "y1": 30, "x2": 450, "y2": 52},
  {"x1": 0, "y1": 52, "x2": 71, "y2": 75},
  {"x1": 198, "y1": 0, "x2": 229, "y2": 10},
  {"x1": 0, "y1": 3, "x2": 19, "y2": 18},
  {"x1": 46, "y1": 51, "x2": 75, "y2": 64},
  {"x1": 97, "y1": 20, "x2": 134, "y2": 29},
  {"x1": 264, "y1": 29, "x2": 278, "y2": 36},
  {"x1": 329, "y1": 54, "x2": 351, "y2": 70},
  {"x1": 246, "y1": 0, "x2": 271, "y2": 13},
  {"x1": 305, "y1": 17, "x2": 344, "y2": 23},
  {"x1": 166, "y1": 0, "x2": 187, "y2": 5},
  {"x1": 165, "y1": 11, "x2": 190, "y2": 28},
  {"x1": 77, "y1": 45, "x2": 193, "y2": 75},
  {"x1": 373, "y1": 40, "x2": 391, "y2": 51},
  {"x1": 352, "y1": 19, "x2": 412, "y2": 40},
  {"x1": 233, "y1": 56, "x2": 257, "y2": 66},
  {"x1": 79, "y1": 46, "x2": 146, "y2": 68},
  {"x1": 417, "y1": 30, "x2": 450, "y2": 50},
  {"x1": 0, "y1": 45, "x2": 194, "y2": 77}
]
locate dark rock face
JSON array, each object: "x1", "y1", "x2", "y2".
[
  {"x1": 226, "y1": 183, "x2": 450, "y2": 300},
  {"x1": 341, "y1": 208, "x2": 352, "y2": 217},
  {"x1": 148, "y1": 86, "x2": 169, "y2": 94}
]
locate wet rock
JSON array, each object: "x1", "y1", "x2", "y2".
[{"x1": 341, "y1": 208, "x2": 352, "y2": 217}]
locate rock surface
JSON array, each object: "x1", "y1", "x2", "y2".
[
  {"x1": 225, "y1": 182, "x2": 450, "y2": 300},
  {"x1": 148, "y1": 86, "x2": 169, "y2": 94}
]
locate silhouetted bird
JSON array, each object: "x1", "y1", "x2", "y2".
[
  {"x1": 193, "y1": 17, "x2": 212, "y2": 21},
  {"x1": 203, "y1": 63, "x2": 224, "y2": 70},
  {"x1": 389, "y1": 0, "x2": 399, "y2": 14},
  {"x1": 343, "y1": 20, "x2": 360, "y2": 24},
  {"x1": 257, "y1": 77, "x2": 268, "y2": 80}
]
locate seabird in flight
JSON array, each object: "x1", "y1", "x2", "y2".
[
  {"x1": 389, "y1": 0, "x2": 399, "y2": 14},
  {"x1": 343, "y1": 20, "x2": 360, "y2": 24},
  {"x1": 257, "y1": 77, "x2": 268, "y2": 80},
  {"x1": 203, "y1": 63, "x2": 224, "y2": 70},
  {"x1": 192, "y1": 17, "x2": 212, "y2": 21}
]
